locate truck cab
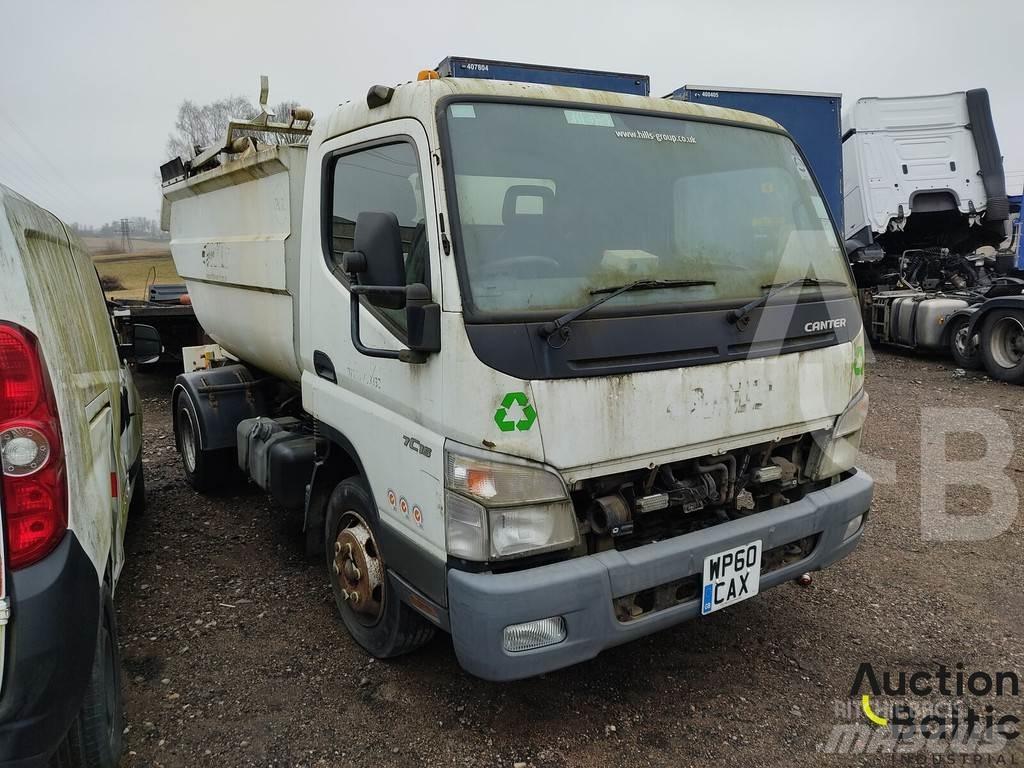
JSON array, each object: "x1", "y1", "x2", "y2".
[{"x1": 162, "y1": 70, "x2": 872, "y2": 681}]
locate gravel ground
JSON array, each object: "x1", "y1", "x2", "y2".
[{"x1": 117, "y1": 349, "x2": 1024, "y2": 767}]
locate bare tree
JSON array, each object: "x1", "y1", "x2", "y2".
[{"x1": 166, "y1": 97, "x2": 310, "y2": 161}]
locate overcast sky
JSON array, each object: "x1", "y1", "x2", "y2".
[{"x1": 1, "y1": 0, "x2": 1021, "y2": 226}]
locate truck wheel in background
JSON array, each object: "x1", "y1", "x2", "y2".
[
  {"x1": 175, "y1": 393, "x2": 233, "y2": 492},
  {"x1": 980, "y1": 309, "x2": 1024, "y2": 384},
  {"x1": 947, "y1": 316, "x2": 981, "y2": 370},
  {"x1": 325, "y1": 478, "x2": 435, "y2": 658},
  {"x1": 54, "y1": 586, "x2": 123, "y2": 768}
]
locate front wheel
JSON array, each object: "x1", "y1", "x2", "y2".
[
  {"x1": 947, "y1": 316, "x2": 981, "y2": 370},
  {"x1": 980, "y1": 309, "x2": 1024, "y2": 384},
  {"x1": 324, "y1": 478, "x2": 435, "y2": 658}
]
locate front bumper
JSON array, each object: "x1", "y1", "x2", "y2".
[
  {"x1": 448, "y1": 469, "x2": 873, "y2": 681},
  {"x1": 0, "y1": 532, "x2": 100, "y2": 768}
]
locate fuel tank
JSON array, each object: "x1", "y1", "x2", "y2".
[{"x1": 875, "y1": 291, "x2": 969, "y2": 350}]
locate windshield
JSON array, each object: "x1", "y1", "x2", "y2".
[{"x1": 442, "y1": 102, "x2": 853, "y2": 316}]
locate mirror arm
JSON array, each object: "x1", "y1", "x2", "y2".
[
  {"x1": 347, "y1": 284, "x2": 439, "y2": 365},
  {"x1": 348, "y1": 288, "x2": 403, "y2": 361}
]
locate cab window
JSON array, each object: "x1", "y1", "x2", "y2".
[{"x1": 327, "y1": 141, "x2": 428, "y2": 333}]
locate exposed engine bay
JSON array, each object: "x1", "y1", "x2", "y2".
[{"x1": 571, "y1": 434, "x2": 826, "y2": 554}]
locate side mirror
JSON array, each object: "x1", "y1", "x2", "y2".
[
  {"x1": 131, "y1": 324, "x2": 163, "y2": 364},
  {"x1": 343, "y1": 211, "x2": 406, "y2": 310},
  {"x1": 342, "y1": 213, "x2": 440, "y2": 364},
  {"x1": 404, "y1": 283, "x2": 441, "y2": 357}
]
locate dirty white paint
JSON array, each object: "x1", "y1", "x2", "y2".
[
  {"x1": 162, "y1": 80, "x2": 863, "y2": 565},
  {"x1": 0, "y1": 183, "x2": 141, "y2": 585},
  {"x1": 164, "y1": 146, "x2": 307, "y2": 383}
]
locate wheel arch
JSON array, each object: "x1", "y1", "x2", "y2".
[
  {"x1": 303, "y1": 423, "x2": 366, "y2": 557},
  {"x1": 171, "y1": 365, "x2": 267, "y2": 452},
  {"x1": 967, "y1": 297, "x2": 1024, "y2": 339}
]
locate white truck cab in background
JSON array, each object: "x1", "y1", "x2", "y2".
[
  {"x1": 161, "y1": 71, "x2": 872, "y2": 681},
  {"x1": 842, "y1": 89, "x2": 1009, "y2": 283},
  {"x1": 0, "y1": 184, "x2": 144, "y2": 767}
]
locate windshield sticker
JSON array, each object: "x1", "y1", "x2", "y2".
[
  {"x1": 793, "y1": 154, "x2": 811, "y2": 179},
  {"x1": 564, "y1": 110, "x2": 615, "y2": 127},
  {"x1": 614, "y1": 128, "x2": 696, "y2": 145},
  {"x1": 450, "y1": 104, "x2": 477, "y2": 119}
]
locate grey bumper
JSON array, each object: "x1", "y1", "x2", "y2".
[{"x1": 448, "y1": 469, "x2": 873, "y2": 681}]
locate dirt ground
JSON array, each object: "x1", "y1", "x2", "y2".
[{"x1": 117, "y1": 349, "x2": 1024, "y2": 768}]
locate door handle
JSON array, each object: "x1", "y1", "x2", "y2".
[{"x1": 313, "y1": 350, "x2": 336, "y2": 383}]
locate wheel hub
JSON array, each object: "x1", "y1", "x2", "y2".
[{"x1": 333, "y1": 517, "x2": 384, "y2": 621}]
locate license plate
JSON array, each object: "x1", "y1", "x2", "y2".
[{"x1": 701, "y1": 540, "x2": 762, "y2": 615}]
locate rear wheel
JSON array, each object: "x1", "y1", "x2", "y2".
[
  {"x1": 980, "y1": 309, "x2": 1024, "y2": 384},
  {"x1": 947, "y1": 315, "x2": 981, "y2": 370},
  {"x1": 53, "y1": 587, "x2": 123, "y2": 768},
  {"x1": 324, "y1": 478, "x2": 434, "y2": 658},
  {"x1": 174, "y1": 393, "x2": 232, "y2": 492}
]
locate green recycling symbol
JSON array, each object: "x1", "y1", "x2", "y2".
[
  {"x1": 853, "y1": 345, "x2": 865, "y2": 376},
  {"x1": 493, "y1": 391, "x2": 537, "y2": 433}
]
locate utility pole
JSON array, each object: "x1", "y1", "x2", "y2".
[{"x1": 118, "y1": 218, "x2": 133, "y2": 253}]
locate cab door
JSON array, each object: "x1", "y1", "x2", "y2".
[{"x1": 302, "y1": 119, "x2": 448, "y2": 584}]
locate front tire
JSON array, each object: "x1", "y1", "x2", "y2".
[
  {"x1": 324, "y1": 478, "x2": 435, "y2": 658},
  {"x1": 980, "y1": 309, "x2": 1024, "y2": 384},
  {"x1": 54, "y1": 587, "x2": 123, "y2": 768},
  {"x1": 174, "y1": 393, "x2": 232, "y2": 492},
  {"x1": 947, "y1": 315, "x2": 981, "y2": 370}
]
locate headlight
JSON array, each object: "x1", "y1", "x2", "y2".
[
  {"x1": 807, "y1": 390, "x2": 869, "y2": 480},
  {"x1": 445, "y1": 447, "x2": 565, "y2": 505},
  {"x1": 444, "y1": 444, "x2": 579, "y2": 561}
]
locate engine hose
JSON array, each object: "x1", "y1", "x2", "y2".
[
  {"x1": 695, "y1": 462, "x2": 728, "y2": 503},
  {"x1": 697, "y1": 455, "x2": 738, "y2": 503}
]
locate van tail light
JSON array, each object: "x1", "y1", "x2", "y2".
[{"x1": 0, "y1": 323, "x2": 67, "y2": 570}]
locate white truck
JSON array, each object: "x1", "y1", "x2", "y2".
[
  {"x1": 160, "y1": 67, "x2": 873, "y2": 681},
  {"x1": 842, "y1": 89, "x2": 1010, "y2": 288}
]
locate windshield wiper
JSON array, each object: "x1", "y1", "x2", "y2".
[
  {"x1": 539, "y1": 279, "x2": 716, "y2": 344},
  {"x1": 727, "y1": 277, "x2": 849, "y2": 327}
]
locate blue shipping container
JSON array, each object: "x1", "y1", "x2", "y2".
[
  {"x1": 669, "y1": 86, "x2": 844, "y2": 232},
  {"x1": 436, "y1": 56, "x2": 650, "y2": 97}
]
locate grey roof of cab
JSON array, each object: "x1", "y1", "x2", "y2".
[{"x1": 318, "y1": 78, "x2": 786, "y2": 145}]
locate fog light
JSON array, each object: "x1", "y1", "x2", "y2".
[
  {"x1": 843, "y1": 513, "x2": 865, "y2": 540},
  {"x1": 502, "y1": 616, "x2": 566, "y2": 653}
]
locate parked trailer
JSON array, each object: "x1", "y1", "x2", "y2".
[
  {"x1": 668, "y1": 86, "x2": 843, "y2": 231},
  {"x1": 108, "y1": 283, "x2": 204, "y2": 365},
  {"x1": 436, "y1": 55, "x2": 650, "y2": 95},
  {"x1": 160, "y1": 70, "x2": 872, "y2": 681}
]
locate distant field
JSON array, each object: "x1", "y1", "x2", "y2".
[
  {"x1": 80, "y1": 235, "x2": 170, "y2": 255},
  {"x1": 92, "y1": 249, "x2": 181, "y2": 301}
]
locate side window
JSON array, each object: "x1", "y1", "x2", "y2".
[{"x1": 328, "y1": 141, "x2": 428, "y2": 333}]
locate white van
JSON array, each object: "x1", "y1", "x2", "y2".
[{"x1": 0, "y1": 185, "x2": 144, "y2": 767}]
